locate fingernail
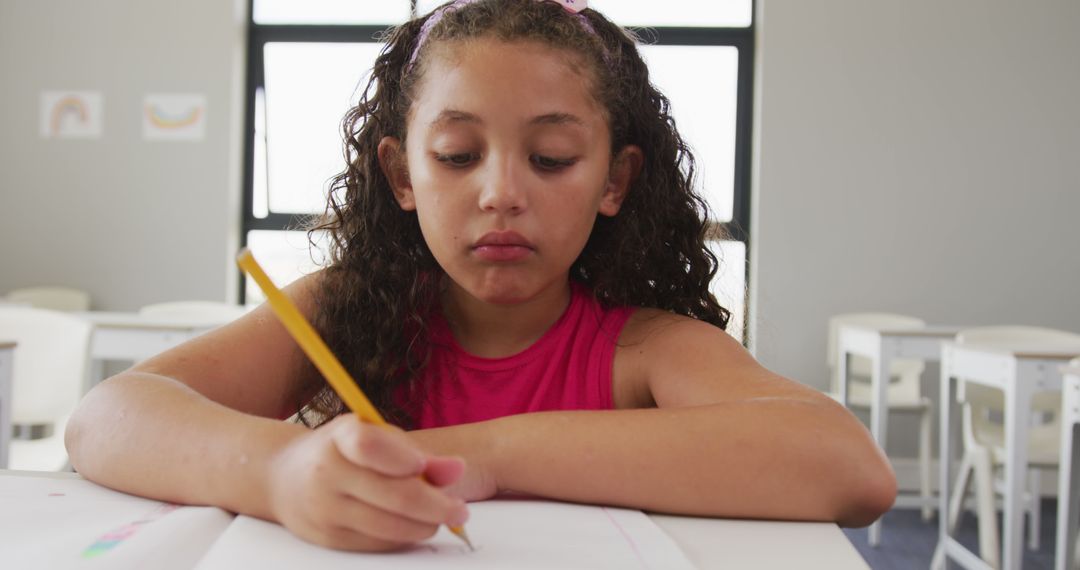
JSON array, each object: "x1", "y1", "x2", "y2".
[{"x1": 448, "y1": 502, "x2": 470, "y2": 527}]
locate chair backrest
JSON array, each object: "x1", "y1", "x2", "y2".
[
  {"x1": 0, "y1": 307, "x2": 92, "y2": 425},
  {"x1": 6, "y1": 287, "x2": 91, "y2": 312},
  {"x1": 956, "y1": 326, "x2": 1080, "y2": 445},
  {"x1": 826, "y1": 312, "x2": 927, "y2": 393},
  {"x1": 138, "y1": 300, "x2": 248, "y2": 322}
]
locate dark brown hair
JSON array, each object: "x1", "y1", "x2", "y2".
[{"x1": 299, "y1": 0, "x2": 730, "y2": 427}]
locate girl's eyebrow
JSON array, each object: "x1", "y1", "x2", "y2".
[{"x1": 428, "y1": 109, "x2": 587, "y2": 131}]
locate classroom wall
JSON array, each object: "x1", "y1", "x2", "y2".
[
  {"x1": 2, "y1": 0, "x2": 1078, "y2": 455},
  {"x1": 0, "y1": 0, "x2": 246, "y2": 310},
  {"x1": 752, "y1": 0, "x2": 1080, "y2": 455}
]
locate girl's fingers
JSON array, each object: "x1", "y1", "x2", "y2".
[
  {"x1": 303, "y1": 496, "x2": 440, "y2": 552},
  {"x1": 330, "y1": 416, "x2": 426, "y2": 477},
  {"x1": 422, "y1": 456, "x2": 466, "y2": 488},
  {"x1": 338, "y1": 466, "x2": 470, "y2": 527}
]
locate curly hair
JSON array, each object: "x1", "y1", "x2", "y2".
[{"x1": 299, "y1": 0, "x2": 730, "y2": 428}]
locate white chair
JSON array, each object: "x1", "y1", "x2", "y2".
[
  {"x1": 943, "y1": 326, "x2": 1080, "y2": 568},
  {"x1": 827, "y1": 312, "x2": 934, "y2": 519},
  {"x1": 6, "y1": 286, "x2": 90, "y2": 312},
  {"x1": 138, "y1": 300, "x2": 248, "y2": 321},
  {"x1": 0, "y1": 307, "x2": 92, "y2": 471}
]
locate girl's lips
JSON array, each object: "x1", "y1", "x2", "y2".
[
  {"x1": 471, "y1": 244, "x2": 533, "y2": 262},
  {"x1": 471, "y1": 230, "x2": 534, "y2": 261}
]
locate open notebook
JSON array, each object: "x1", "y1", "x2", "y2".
[{"x1": 1, "y1": 472, "x2": 696, "y2": 569}]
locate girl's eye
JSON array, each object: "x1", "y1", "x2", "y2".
[
  {"x1": 434, "y1": 153, "x2": 479, "y2": 167},
  {"x1": 531, "y1": 155, "x2": 576, "y2": 171}
]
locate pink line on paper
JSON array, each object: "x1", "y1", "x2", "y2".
[{"x1": 601, "y1": 506, "x2": 650, "y2": 569}]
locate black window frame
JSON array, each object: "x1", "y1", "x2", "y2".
[{"x1": 240, "y1": 0, "x2": 754, "y2": 338}]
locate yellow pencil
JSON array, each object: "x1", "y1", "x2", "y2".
[{"x1": 236, "y1": 247, "x2": 473, "y2": 551}]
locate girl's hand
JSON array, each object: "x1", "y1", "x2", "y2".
[
  {"x1": 266, "y1": 414, "x2": 471, "y2": 551},
  {"x1": 406, "y1": 426, "x2": 500, "y2": 503}
]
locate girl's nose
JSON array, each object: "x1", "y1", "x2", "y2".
[{"x1": 477, "y1": 154, "x2": 528, "y2": 214}]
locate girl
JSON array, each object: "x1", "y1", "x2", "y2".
[{"x1": 66, "y1": 0, "x2": 896, "y2": 552}]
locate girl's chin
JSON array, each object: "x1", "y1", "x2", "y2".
[{"x1": 453, "y1": 277, "x2": 548, "y2": 306}]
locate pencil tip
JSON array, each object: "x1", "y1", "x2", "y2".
[{"x1": 451, "y1": 526, "x2": 474, "y2": 551}]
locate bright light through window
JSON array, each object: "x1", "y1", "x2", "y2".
[
  {"x1": 254, "y1": 0, "x2": 410, "y2": 25},
  {"x1": 707, "y1": 240, "x2": 747, "y2": 342},
  {"x1": 640, "y1": 45, "x2": 739, "y2": 222},
  {"x1": 263, "y1": 42, "x2": 383, "y2": 215},
  {"x1": 415, "y1": 0, "x2": 753, "y2": 26},
  {"x1": 245, "y1": 230, "x2": 329, "y2": 305}
]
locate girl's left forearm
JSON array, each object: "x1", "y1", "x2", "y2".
[{"x1": 423, "y1": 400, "x2": 896, "y2": 527}]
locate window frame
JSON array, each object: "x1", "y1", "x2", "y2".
[{"x1": 240, "y1": 0, "x2": 755, "y2": 338}]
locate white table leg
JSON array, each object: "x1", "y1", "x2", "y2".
[
  {"x1": 1003, "y1": 361, "x2": 1031, "y2": 570},
  {"x1": 867, "y1": 342, "x2": 890, "y2": 547},
  {"x1": 1057, "y1": 420, "x2": 1080, "y2": 570},
  {"x1": 0, "y1": 348, "x2": 12, "y2": 469},
  {"x1": 932, "y1": 346, "x2": 954, "y2": 570}
]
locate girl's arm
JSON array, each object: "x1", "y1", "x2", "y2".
[
  {"x1": 408, "y1": 311, "x2": 897, "y2": 527},
  {"x1": 66, "y1": 274, "x2": 467, "y2": 551}
]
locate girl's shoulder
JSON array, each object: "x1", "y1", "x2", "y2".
[{"x1": 612, "y1": 307, "x2": 742, "y2": 409}]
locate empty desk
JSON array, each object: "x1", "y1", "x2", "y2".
[
  {"x1": 937, "y1": 341, "x2": 1080, "y2": 570},
  {"x1": 835, "y1": 323, "x2": 961, "y2": 545}
]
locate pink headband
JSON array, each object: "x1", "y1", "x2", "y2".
[{"x1": 407, "y1": 0, "x2": 598, "y2": 72}]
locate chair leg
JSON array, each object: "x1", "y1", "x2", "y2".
[
  {"x1": 947, "y1": 452, "x2": 974, "y2": 535},
  {"x1": 1028, "y1": 467, "x2": 1041, "y2": 551},
  {"x1": 932, "y1": 452, "x2": 975, "y2": 570},
  {"x1": 920, "y1": 405, "x2": 934, "y2": 521},
  {"x1": 973, "y1": 449, "x2": 1000, "y2": 569}
]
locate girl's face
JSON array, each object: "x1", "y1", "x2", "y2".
[{"x1": 380, "y1": 38, "x2": 640, "y2": 305}]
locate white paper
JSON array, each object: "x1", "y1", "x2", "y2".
[
  {"x1": 195, "y1": 498, "x2": 696, "y2": 570},
  {"x1": 0, "y1": 473, "x2": 233, "y2": 570}
]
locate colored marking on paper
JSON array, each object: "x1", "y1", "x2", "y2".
[
  {"x1": 602, "y1": 507, "x2": 650, "y2": 569},
  {"x1": 47, "y1": 492, "x2": 65, "y2": 497},
  {"x1": 49, "y1": 97, "x2": 89, "y2": 137},
  {"x1": 81, "y1": 503, "x2": 180, "y2": 559},
  {"x1": 144, "y1": 104, "x2": 202, "y2": 129}
]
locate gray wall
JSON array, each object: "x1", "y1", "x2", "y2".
[
  {"x1": 751, "y1": 0, "x2": 1080, "y2": 455},
  {"x1": 0, "y1": 0, "x2": 246, "y2": 310}
]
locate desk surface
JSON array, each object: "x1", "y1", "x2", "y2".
[
  {"x1": 76, "y1": 311, "x2": 231, "y2": 330},
  {"x1": 0, "y1": 470, "x2": 867, "y2": 569},
  {"x1": 944, "y1": 340, "x2": 1080, "y2": 360},
  {"x1": 841, "y1": 324, "x2": 963, "y2": 338}
]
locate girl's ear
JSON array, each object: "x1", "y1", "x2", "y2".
[
  {"x1": 377, "y1": 136, "x2": 416, "y2": 211},
  {"x1": 598, "y1": 144, "x2": 643, "y2": 217}
]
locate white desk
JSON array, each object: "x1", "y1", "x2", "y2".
[
  {"x1": 937, "y1": 342, "x2": 1080, "y2": 570},
  {"x1": 1056, "y1": 363, "x2": 1080, "y2": 570},
  {"x1": 836, "y1": 324, "x2": 961, "y2": 545},
  {"x1": 77, "y1": 312, "x2": 233, "y2": 386},
  {"x1": 0, "y1": 470, "x2": 868, "y2": 569},
  {"x1": 0, "y1": 342, "x2": 13, "y2": 469}
]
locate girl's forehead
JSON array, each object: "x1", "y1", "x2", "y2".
[{"x1": 408, "y1": 38, "x2": 607, "y2": 133}]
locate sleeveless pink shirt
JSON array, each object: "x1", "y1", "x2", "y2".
[{"x1": 409, "y1": 282, "x2": 636, "y2": 429}]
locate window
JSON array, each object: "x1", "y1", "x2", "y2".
[{"x1": 242, "y1": 1, "x2": 754, "y2": 341}]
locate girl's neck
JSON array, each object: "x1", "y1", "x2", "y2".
[{"x1": 439, "y1": 279, "x2": 573, "y2": 359}]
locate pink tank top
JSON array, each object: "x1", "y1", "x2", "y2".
[{"x1": 408, "y1": 282, "x2": 635, "y2": 429}]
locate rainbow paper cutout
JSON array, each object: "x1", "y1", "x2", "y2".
[
  {"x1": 144, "y1": 104, "x2": 203, "y2": 129},
  {"x1": 49, "y1": 97, "x2": 89, "y2": 137}
]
